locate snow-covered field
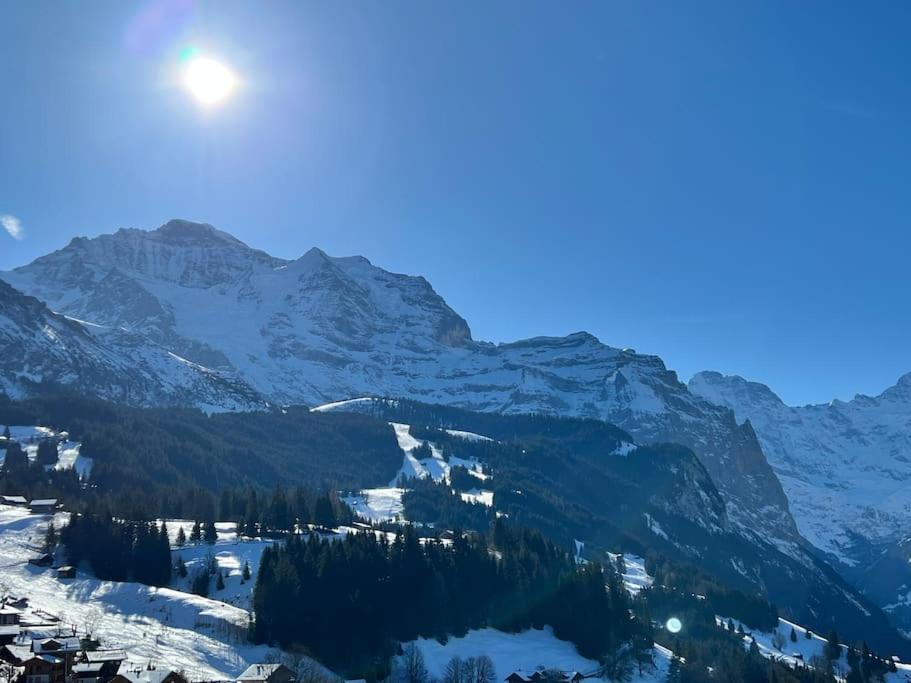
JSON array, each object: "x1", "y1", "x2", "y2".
[
  {"x1": 608, "y1": 553, "x2": 653, "y2": 596},
  {"x1": 341, "y1": 487, "x2": 405, "y2": 523},
  {"x1": 406, "y1": 627, "x2": 670, "y2": 682},
  {"x1": 0, "y1": 425, "x2": 93, "y2": 476},
  {"x1": 341, "y1": 421, "x2": 494, "y2": 523},
  {"x1": 718, "y1": 615, "x2": 911, "y2": 681},
  {"x1": 0, "y1": 505, "x2": 280, "y2": 681},
  {"x1": 169, "y1": 535, "x2": 277, "y2": 611}
]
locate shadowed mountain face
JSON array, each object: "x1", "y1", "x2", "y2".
[
  {"x1": 2, "y1": 219, "x2": 793, "y2": 547},
  {"x1": 690, "y1": 369, "x2": 911, "y2": 630}
]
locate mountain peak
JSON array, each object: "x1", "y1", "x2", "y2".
[{"x1": 150, "y1": 219, "x2": 248, "y2": 248}]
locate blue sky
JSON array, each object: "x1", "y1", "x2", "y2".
[{"x1": 1, "y1": 1, "x2": 909, "y2": 406}]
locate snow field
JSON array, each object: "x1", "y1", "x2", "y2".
[{"x1": 0, "y1": 505, "x2": 281, "y2": 681}]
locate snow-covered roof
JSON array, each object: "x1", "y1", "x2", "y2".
[
  {"x1": 29, "y1": 499, "x2": 58, "y2": 507},
  {"x1": 237, "y1": 663, "x2": 288, "y2": 681},
  {"x1": 32, "y1": 636, "x2": 81, "y2": 653},
  {"x1": 84, "y1": 649, "x2": 127, "y2": 663}
]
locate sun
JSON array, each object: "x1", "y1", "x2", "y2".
[{"x1": 183, "y1": 56, "x2": 237, "y2": 106}]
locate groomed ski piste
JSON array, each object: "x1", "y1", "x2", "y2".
[
  {"x1": 0, "y1": 425, "x2": 93, "y2": 476},
  {"x1": 323, "y1": 401, "x2": 495, "y2": 523}
]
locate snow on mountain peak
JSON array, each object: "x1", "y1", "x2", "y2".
[
  {"x1": 689, "y1": 368, "x2": 911, "y2": 574},
  {"x1": 1, "y1": 219, "x2": 797, "y2": 549},
  {"x1": 152, "y1": 219, "x2": 249, "y2": 248}
]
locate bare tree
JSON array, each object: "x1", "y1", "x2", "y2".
[
  {"x1": 397, "y1": 644, "x2": 429, "y2": 683},
  {"x1": 442, "y1": 657, "x2": 464, "y2": 683},
  {"x1": 472, "y1": 656, "x2": 496, "y2": 683},
  {"x1": 82, "y1": 609, "x2": 102, "y2": 640}
]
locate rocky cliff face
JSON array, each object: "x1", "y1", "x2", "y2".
[
  {"x1": 689, "y1": 369, "x2": 911, "y2": 629},
  {"x1": 1, "y1": 219, "x2": 795, "y2": 546}
]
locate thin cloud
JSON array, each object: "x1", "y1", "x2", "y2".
[{"x1": 0, "y1": 214, "x2": 24, "y2": 240}]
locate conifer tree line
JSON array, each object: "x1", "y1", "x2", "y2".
[
  {"x1": 252, "y1": 519, "x2": 642, "y2": 677},
  {"x1": 60, "y1": 513, "x2": 171, "y2": 585}
]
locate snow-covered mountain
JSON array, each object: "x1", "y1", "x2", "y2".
[
  {"x1": 1, "y1": 219, "x2": 794, "y2": 546},
  {"x1": 0, "y1": 278, "x2": 264, "y2": 410},
  {"x1": 689, "y1": 370, "x2": 911, "y2": 627}
]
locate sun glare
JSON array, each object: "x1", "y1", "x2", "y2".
[{"x1": 183, "y1": 56, "x2": 236, "y2": 106}]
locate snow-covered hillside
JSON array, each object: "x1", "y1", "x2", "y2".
[
  {"x1": 1, "y1": 220, "x2": 795, "y2": 549},
  {"x1": 404, "y1": 627, "x2": 672, "y2": 683},
  {"x1": 689, "y1": 371, "x2": 911, "y2": 627},
  {"x1": 0, "y1": 279, "x2": 263, "y2": 410},
  {"x1": 690, "y1": 371, "x2": 911, "y2": 560},
  {"x1": 0, "y1": 505, "x2": 280, "y2": 680},
  {"x1": 336, "y1": 414, "x2": 494, "y2": 523},
  {"x1": 0, "y1": 424, "x2": 92, "y2": 476}
]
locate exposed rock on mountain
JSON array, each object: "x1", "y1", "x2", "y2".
[{"x1": 1, "y1": 219, "x2": 797, "y2": 548}]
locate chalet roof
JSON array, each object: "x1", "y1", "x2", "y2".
[
  {"x1": 73, "y1": 662, "x2": 106, "y2": 674},
  {"x1": 1, "y1": 496, "x2": 27, "y2": 504},
  {"x1": 115, "y1": 668, "x2": 184, "y2": 683},
  {"x1": 32, "y1": 636, "x2": 81, "y2": 653},
  {"x1": 2, "y1": 643, "x2": 31, "y2": 663},
  {"x1": 29, "y1": 499, "x2": 58, "y2": 507},
  {"x1": 0, "y1": 625, "x2": 20, "y2": 636},
  {"x1": 84, "y1": 649, "x2": 127, "y2": 663},
  {"x1": 237, "y1": 663, "x2": 290, "y2": 681}
]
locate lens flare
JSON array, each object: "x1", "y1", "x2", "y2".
[
  {"x1": 183, "y1": 56, "x2": 236, "y2": 106},
  {"x1": 666, "y1": 617, "x2": 683, "y2": 634}
]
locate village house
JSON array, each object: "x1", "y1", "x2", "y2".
[
  {"x1": 110, "y1": 664, "x2": 188, "y2": 683},
  {"x1": 31, "y1": 637, "x2": 82, "y2": 676},
  {"x1": 0, "y1": 607, "x2": 20, "y2": 626},
  {"x1": 0, "y1": 643, "x2": 31, "y2": 667},
  {"x1": 27, "y1": 555, "x2": 54, "y2": 568},
  {"x1": 0, "y1": 624, "x2": 20, "y2": 646},
  {"x1": 21, "y1": 653, "x2": 65, "y2": 683},
  {"x1": 0, "y1": 496, "x2": 27, "y2": 507},
  {"x1": 70, "y1": 650, "x2": 128, "y2": 683},
  {"x1": 55, "y1": 567, "x2": 76, "y2": 580},
  {"x1": 28, "y1": 500, "x2": 58, "y2": 515},
  {"x1": 236, "y1": 663, "x2": 295, "y2": 683}
]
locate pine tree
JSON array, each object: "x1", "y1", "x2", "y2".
[
  {"x1": 825, "y1": 630, "x2": 840, "y2": 660},
  {"x1": 204, "y1": 520, "x2": 218, "y2": 545},
  {"x1": 176, "y1": 556, "x2": 188, "y2": 578},
  {"x1": 2, "y1": 425, "x2": 10, "y2": 440},
  {"x1": 189, "y1": 521, "x2": 202, "y2": 544},
  {"x1": 175, "y1": 526, "x2": 186, "y2": 547},
  {"x1": 313, "y1": 495, "x2": 335, "y2": 528},
  {"x1": 242, "y1": 560, "x2": 251, "y2": 581},
  {"x1": 45, "y1": 522, "x2": 57, "y2": 551},
  {"x1": 665, "y1": 655, "x2": 681, "y2": 683},
  {"x1": 790, "y1": 627, "x2": 797, "y2": 643},
  {"x1": 216, "y1": 571, "x2": 225, "y2": 591},
  {"x1": 36, "y1": 439, "x2": 58, "y2": 467}
]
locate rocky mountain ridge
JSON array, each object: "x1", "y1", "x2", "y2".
[{"x1": 1, "y1": 219, "x2": 796, "y2": 549}]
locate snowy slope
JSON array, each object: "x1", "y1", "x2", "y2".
[
  {"x1": 0, "y1": 279, "x2": 263, "y2": 410},
  {"x1": 690, "y1": 371, "x2": 911, "y2": 560},
  {"x1": 2, "y1": 219, "x2": 795, "y2": 549},
  {"x1": 0, "y1": 505, "x2": 281, "y2": 681},
  {"x1": 404, "y1": 627, "x2": 673, "y2": 683},
  {"x1": 690, "y1": 370, "x2": 911, "y2": 630}
]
